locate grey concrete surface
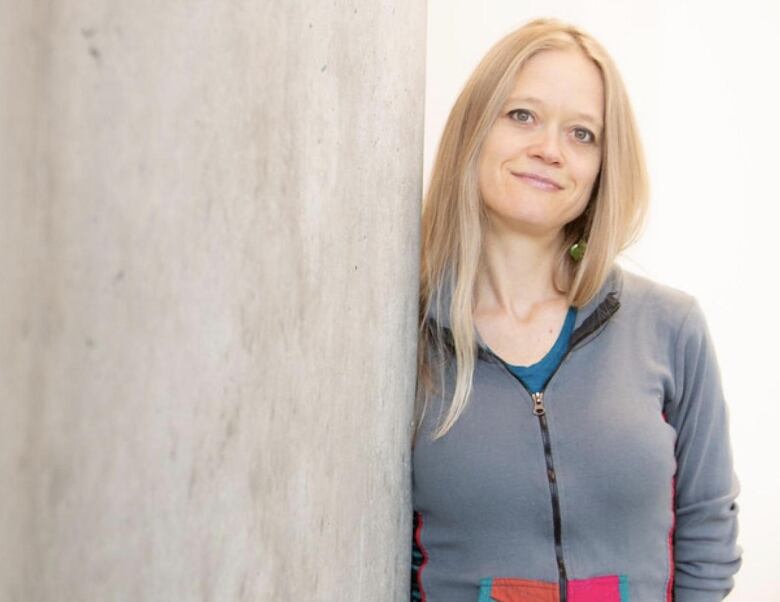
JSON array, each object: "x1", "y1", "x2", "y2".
[{"x1": 0, "y1": 1, "x2": 425, "y2": 600}]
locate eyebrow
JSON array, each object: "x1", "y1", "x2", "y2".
[{"x1": 504, "y1": 95, "x2": 603, "y2": 130}]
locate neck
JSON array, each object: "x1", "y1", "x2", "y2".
[{"x1": 475, "y1": 220, "x2": 566, "y2": 318}]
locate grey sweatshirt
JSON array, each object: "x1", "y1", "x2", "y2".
[{"x1": 411, "y1": 264, "x2": 742, "y2": 602}]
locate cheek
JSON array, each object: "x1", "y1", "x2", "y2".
[
  {"x1": 575, "y1": 156, "x2": 602, "y2": 192},
  {"x1": 476, "y1": 156, "x2": 491, "y2": 198},
  {"x1": 477, "y1": 147, "x2": 503, "y2": 195}
]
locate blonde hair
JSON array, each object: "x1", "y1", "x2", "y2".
[{"x1": 415, "y1": 18, "x2": 649, "y2": 443}]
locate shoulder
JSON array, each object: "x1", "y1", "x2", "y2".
[
  {"x1": 611, "y1": 265, "x2": 710, "y2": 358},
  {"x1": 613, "y1": 266, "x2": 717, "y2": 403},
  {"x1": 617, "y1": 265, "x2": 699, "y2": 331}
]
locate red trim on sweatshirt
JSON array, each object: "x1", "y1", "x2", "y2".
[
  {"x1": 666, "y1": 475, "x2": 677, "y2": 602},
  {"x1": 414, "y1": 511, "x2": 429, "y2": 602},
  {"x1": 662, "y1": 411, "x2": 676, "y2": 602}
]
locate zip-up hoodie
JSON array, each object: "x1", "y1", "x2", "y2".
[{"x1": 411, "y1": 264, "x2": 742, "y2": 602}]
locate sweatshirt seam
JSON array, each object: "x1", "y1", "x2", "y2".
[
  {"x1": 666, "y1": 297, "x2": 698, "y2": 602},
  {"x1": 671, "y1": 297, "x2": 698, "y2": 409}
]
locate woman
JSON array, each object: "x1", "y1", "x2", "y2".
[{"x1": 411, "y1": 18, "x2": 741, "y2": 602}]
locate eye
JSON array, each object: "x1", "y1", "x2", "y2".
[
  {"x1": 573, "y1": 127, "x2": 596, "y2": 144},
  {"x1": 508, "y1": 109, "x2": 534, "y2": 123}
]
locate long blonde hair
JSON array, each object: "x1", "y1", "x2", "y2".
[{"x1": 415, "y1": 18, "x2": 649, "y2": 442}]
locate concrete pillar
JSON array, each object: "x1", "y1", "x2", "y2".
[{"x1": 0, "y1": 2, "x2": 425, "y2": 600}]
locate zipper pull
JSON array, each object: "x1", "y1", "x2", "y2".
[{"x1": 531, "y1": 391, "x2": 545, "y2": 416}]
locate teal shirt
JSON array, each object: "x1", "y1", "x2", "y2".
[{"x1": 505, "y1": 306, "x2": 577, "y2": 393}]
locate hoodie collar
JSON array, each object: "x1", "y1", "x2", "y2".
[{"x1": 428, "y1": 263, "x2": 625, "y2": 351}]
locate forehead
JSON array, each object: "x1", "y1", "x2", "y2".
[{"x1": 505, "y1": 48, "x2": 604, "y2": 121}]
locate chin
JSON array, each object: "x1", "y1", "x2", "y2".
[{"x1": 504, "y1": 215, "x2": 564, "y2": 237}]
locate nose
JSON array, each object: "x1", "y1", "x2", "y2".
[{"x1": 528, "y1": 126, "x2": 563, "y2": 166}]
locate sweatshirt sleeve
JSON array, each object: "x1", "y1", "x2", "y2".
[{"x1": 665, "y1": 298, "x2": 742, "y2": 601}]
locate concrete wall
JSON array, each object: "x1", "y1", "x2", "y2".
[{"x1": 0, "y1": 2, "x2": 425, "y2": 600}]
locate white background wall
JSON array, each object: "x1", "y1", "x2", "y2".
[{"x1": 425, "y1": 2, "x2": 779, "y2": 600}]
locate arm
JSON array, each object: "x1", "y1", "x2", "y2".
[{"x1": 665, "y1": 298, "x2": 742, "y2": 601}]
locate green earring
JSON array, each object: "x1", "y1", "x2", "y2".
[{"x1": 569, "y1": 240, "x2": 587, "y2": 262}]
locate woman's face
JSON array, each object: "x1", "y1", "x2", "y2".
[{"x1": 477, "y1": 48, "x2": 604, "y2": 238}]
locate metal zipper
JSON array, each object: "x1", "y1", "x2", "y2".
[
  {"x1": 531, "y1": 390, "x2": 567, "y2": 601},
  {"x1": 485, "y1": 292, "x2": 621, "y2": 602},
  {"x1": 488, "y1": 358, "x2": 572, "y2": 601}
]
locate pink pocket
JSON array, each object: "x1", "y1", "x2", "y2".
[{"x1": 568, "y1": 574, "x2": 629, "y2": 602}]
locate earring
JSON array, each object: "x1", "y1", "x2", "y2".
[{"x1": 569, "y1": 240, "x2": 587, "y2": 262}]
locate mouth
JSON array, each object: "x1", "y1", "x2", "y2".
[{"x1": 511, "y1": 171, "x2": 563, "y2": 191}]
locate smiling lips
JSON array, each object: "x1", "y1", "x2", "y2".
[{"x1": 512, "y1": 171, "x2": 563, "y2": 191}]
